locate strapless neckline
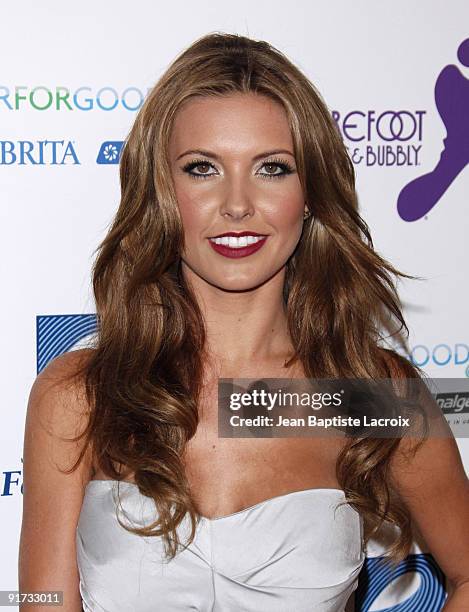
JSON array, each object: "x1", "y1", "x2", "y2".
[
  {"x1": 78, "y1": 479, "x2": 364, "y2": 610},
  {"x1": 85, "y1": 479, "x2": 347, "y2": 522}
]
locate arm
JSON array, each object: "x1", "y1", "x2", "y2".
[
  {"x1": 381, "y1": 349, "x2": 469, "y2": 609},
  {"x1": 384, "y1": 357, "x2": 469, "y2": 612},
  {"x1": 390, "y1": 433, "x2": 469, "y2": 610},
  {"x1": 18, "y1": 350, "x2": 94, "y2": 611}
]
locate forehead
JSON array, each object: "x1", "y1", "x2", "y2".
[{"x1": 169, "y1": 93, "x2": 293, "y2": 156}]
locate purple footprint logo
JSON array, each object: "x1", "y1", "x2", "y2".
[{"x1": 397, "y1": 38, "x2": 469, "y2": 222}]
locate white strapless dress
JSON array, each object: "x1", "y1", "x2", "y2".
[{"x1": 76, "y1": 480, "x2": 365, "y2": 611}]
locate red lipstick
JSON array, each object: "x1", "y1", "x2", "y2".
[{"x1": 210, "y1": 231, "x2": 266, "y2": 238}]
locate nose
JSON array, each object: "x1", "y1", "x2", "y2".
[{"x1": 219, "y1": 176, "x2": 255, "y2": 220}]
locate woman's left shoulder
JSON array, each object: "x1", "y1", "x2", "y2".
[{"x1": 383, "y1": 348, "x2": 469, "y2": 590}]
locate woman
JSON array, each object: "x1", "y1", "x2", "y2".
[{"x1": 19, "y1": 32, "x2": 469, "y2": 611}]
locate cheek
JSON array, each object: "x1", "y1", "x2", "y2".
[
  {"x1": 263, "y1": 179, "x2": 304, "y2": 217},
  {"x1": 175, "y1": 188, "x2": 205, "y2": 236},
  {"x1": 267, "y1": 193, "x2": 304, "y2": 231}
]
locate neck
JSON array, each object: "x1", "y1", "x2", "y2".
[{"x1": 181, "y1": 264, "x2": 296, "y2": 374}]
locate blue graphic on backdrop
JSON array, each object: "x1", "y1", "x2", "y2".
[
  {"x1": 36, "y1": 314, "x2": 97, "y2": 373},
  {"x1": 355, "y1": 553, "x2": 446, "y2": 611},
  {"x1": 398, "y1": 37, "x2": 469, "y2": 221},
  {"x1": 96, "y1": 141, "x2": 124, "y2": 164}
]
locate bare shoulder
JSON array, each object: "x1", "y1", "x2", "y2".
[
  {"x1": 19, "y1": 348, "x2": 96, "y2": 609},
  {"x1": 24, "y1": 347, "x2": 96, "y2": 472},
  {"x1": 378, "y1": 346, "x2": 458, "y2": 473},
  {"x1": 23, "y1": 348, "x2": 95, "y2": 476},
  {"x1": 30, "y1": 347, "x2": 94, "y2": 413}
]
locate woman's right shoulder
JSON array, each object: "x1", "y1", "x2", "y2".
[
  {"x1": 25, "y1": 347, "x2": 97, "y2": 469},
  {"x1": 24, "y1": 348, "x2": 98, "y2": 487},
  {"x1": 34, "y1": 347, "x2": 95, "y2": 384},
  {"x1": 30, "y1": 348, "x2": 95, "y2": 416}
]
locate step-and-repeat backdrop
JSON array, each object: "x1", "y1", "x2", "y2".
[{"x1": 2, "y1": 2, "x2": 468, "y2": 610}]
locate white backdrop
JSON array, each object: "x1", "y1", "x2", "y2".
[{"x1": 2, "y1": 1, "x2": 468, "y2": 610}]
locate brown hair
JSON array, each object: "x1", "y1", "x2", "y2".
[{"x1": 66, "y1": 32, "x2": 428, "y2": 564}]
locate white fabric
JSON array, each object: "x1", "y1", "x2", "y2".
[{"x1": 76, "y1": 480, "x2": 365, "y2": 611}]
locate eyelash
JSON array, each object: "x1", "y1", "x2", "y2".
[{"x1": 181, "y1": 157, "x2": 295, "y2": 180}]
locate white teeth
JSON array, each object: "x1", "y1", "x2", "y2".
[{"x1": 210, "y1": 235, "x2": 265, "y2": 248}]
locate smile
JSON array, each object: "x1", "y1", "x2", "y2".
[
  {"x1": 210, "y1": 235, "x2": 265, "y2": 247},
  {"x1": 208, "y1": 235, "x2": 268, "y2": 258}
]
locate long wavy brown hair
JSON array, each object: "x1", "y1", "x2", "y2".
[{"x1": 65, "y1": 31, "x2": 430, "y2": 565}]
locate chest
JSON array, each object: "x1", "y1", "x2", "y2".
[
  {"x1": 181, "y1": 375, "x2": 346, "y2": 519},
  {"x1": 91, "y1": 367, "x2": 347, "y2": 519}
]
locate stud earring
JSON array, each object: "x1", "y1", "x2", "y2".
[{"x1": 303, "y1": 208, "x2": 311, "y2": 220}]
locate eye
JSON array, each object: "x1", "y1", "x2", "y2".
[
  {"x1": 182, "y1": 159, "x2": 217, "y2": 179},
  {"x1": 257, "y1": 158, "x2": 295, "y2": 179},
  {"x1": 180, "y1": 157, "x2": 295, "y2": 180}
]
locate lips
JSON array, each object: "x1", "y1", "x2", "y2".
[{"x1": 209, "y1": 230, "x2": 267, "y2": 239}]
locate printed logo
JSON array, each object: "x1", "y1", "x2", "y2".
[
  {"x1": 96, "y1": 141, "x2": 124, "y2": 164},
  {"x1": 1, "y1": 459, "x2": 23, "y2": 497},
  {"x1": 397, "y1": 37, "x2": 469, "y2": 221},
  {"x1": 435, "y1": 385, "x2": 469, "y2": 432},
  {"x1": 397, "y1": 343, "x2": 469, "y2": 371},
  {"x1": 0, "y1": 140, "x2": 79, "y2": 165},
  {"x1": 436, "y1": 391, "x2": 469, "y2": 414},
  {"x1": 0, "y1": 86, "x2": 150, "y2": 111},
  {"x1": 333, "y1": 110, "x2": 425, "y2": 167}
]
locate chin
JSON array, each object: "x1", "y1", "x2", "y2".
[{"x1": 205, "y1": 271, "x2": 278, "y2": 293}]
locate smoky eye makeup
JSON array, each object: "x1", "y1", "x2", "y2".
[
  {"x1": 260, "y1": 157, "x2": 295, "y2": 178},
  {"x1": 181, "y1": 156, "x2": 296, "y2": 180},
  {"x1": 181, "y1": 158, "x2": 216, "y2": 178}
]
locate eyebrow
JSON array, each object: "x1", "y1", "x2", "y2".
[{"x1": 175, "y1": 149, "x2": 295, "y2": 162}]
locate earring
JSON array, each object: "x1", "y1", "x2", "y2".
[{"x1": 303, "y1": 208, "x2": 311, "y2": 220}]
